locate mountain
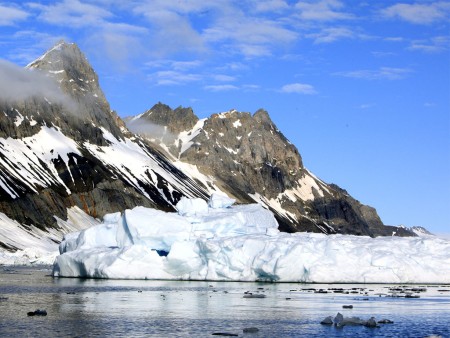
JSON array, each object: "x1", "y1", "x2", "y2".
[
  {"x1": 0, "y1": 41, "x2": 414, "y2": 251},
  {"x1": 127, "y1": 103, "x2": 414, "y2": 237},
  {"x1": 0, "y1": 41, "x2": 209, "y2": 250}
]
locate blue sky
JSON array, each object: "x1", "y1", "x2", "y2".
[{"x1": 1, "y1": 1, "x2": 449, "y2": 235}]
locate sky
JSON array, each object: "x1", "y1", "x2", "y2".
[{"x1": 0, "y1": 0, "x2": 449, "y2": 235}]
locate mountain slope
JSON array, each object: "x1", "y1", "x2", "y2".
[{"x1": 127, "y1": 103, "x2": 414, "y2": 237}]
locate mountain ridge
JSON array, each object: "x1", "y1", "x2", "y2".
[
  {"x1": 0, "y1": 41, "x2": 415, "y2": 251},
  {"x1": 125, "y1": 103, "x2": 414, "y2": 237}
]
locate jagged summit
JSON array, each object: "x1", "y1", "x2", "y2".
[
  {"x1": 27, "y1": 40, "x2": 107, "y2": 107},
  {"x1": 136, "y1": 102, "x2": 199, "y2": 134},
  {"x1": 10, "y1": 40, "x2": 124, "y2": 142},
  {"x1": 253, "y1": 108, "x2": 272, "y2": 123}
]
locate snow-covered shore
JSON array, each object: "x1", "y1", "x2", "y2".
[
  {"x1": 0, "y1": 206, "x2": 100, "y2": 266},
  {"x1": 48, "y1": 195, "x2": 450, "y2": 283}
]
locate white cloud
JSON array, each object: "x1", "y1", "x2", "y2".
[
  {"x1": 213, "y1": 74, "x2": 236, "y2": 82},
  {"x1": 0, "y1": 59, "x2": 76, "y2": 110},
  {"x1": 5, "y1": 31, "x2": 65, "y2": 65},
  {"x1": 28, "y1": 0, "x2": 113, "y2": 27},
  {"x1": 335, "y1": 67, "x2": 412, "y2": 80},
  {"x1": 358, "y1": 103, "x2": 373, "y2": 109},
  {"x1": 203, "y1": 14, "x2": 297, "y2": 57},
  {"x1": 242, "y1": 84, "x2": 261, "y2": 91},
  {"x1": 384, "y1": 37, "x2": 404, "y2": 42},
  {"x1": 149, "y1": 70, "x2": 202, "y2": 86},
  {"x1": 86, "y1": 31, "x2": 145, "y2": 71},
  {"x1": 409, "y1": 36, "x2": 449, "y2": 53},
  {"x1": 295, "y1": 0, "x2": 353, "y2": 21},
  {"x1": 280, "y1": 83, "x2": 317, "y2": 94},
  {"x1": 251, "y1": 0, "x2": 289, "y2": 13},
  {"x1": 371, "y1": 51, "x2": 396, "y2": 58},
  {"x1": 132, "y1": 2, "x2": 207, "y2": 56},
  {"x1": 381, "y1": 2, "x2": 450, "y2": 25},
  {"x1": 145, "y1": 60, "x2": 202, "y2": 71},
  {"x1": 204, "y1": 84, "x2": 239, "y2": 92},
  {"x1": 307, "y1": 27, "x2": 356, "y2": 43},
  {"x1": 27, "y1": 0, "x2": 148, "y2": 71},
  {"x1": 0, "y1": 4, "x2": 29, "y2": 25}
]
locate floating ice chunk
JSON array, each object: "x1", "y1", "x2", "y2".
[{"x1": 208, "y1": 193, "x2": 235, "y2": 209}]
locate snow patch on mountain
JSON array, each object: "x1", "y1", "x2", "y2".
[
  {"x1": 83, "y1": 128, "x2": 202, "y2": 203},
  {"x1": 0, "y1": 126, "x2": 81, "y2": 197},
  {"x1": 0, "y1": 206, "x2": 99, "y2": 265},
  {"x1": 26, "y1": 40, "x2": 68, "y2": 69},
  {"x1": 177, "y1": 118, "x2": 206, "y2": 156},
  {"x1": 172, "y1": 160, "x2": 221, "y2": 194},
  {"x1": 249, "y1": 192, "x2": 299, "y2": 222}
]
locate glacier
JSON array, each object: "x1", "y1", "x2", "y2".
[{"x1": 52, "y1": 195, "x2": 450, "y2": 283}]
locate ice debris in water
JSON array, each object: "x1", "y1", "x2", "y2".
[
  {"x1": 52, "y1": 194, "x2": 450, "y2": 283},
  {"x1": 322, "y1": 312, "x2": 382, "y2": 328}
]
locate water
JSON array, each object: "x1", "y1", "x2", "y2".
[{"x1": 0, "y1": 266, "x2": 449, "y2": 337}]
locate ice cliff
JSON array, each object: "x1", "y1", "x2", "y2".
[{"x1": 53, "y1": 195, "x2": 450, "y2": 283}]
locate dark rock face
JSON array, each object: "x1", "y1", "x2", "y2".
[
  {"x1": 0, "y1": 41, "x2": 209, "y2": 244},
  {"x1": 128, "y1": 106, "x2": 415, "y2": 237},
  {"x1": 125, "y1": 102, "x2": 199, "y2": 155},
  {"x1": 131, "y1": 102, "x2": 199, "y2": 135}
]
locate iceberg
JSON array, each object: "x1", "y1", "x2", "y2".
[{"x1": 53, "y1": 195, "x2": 450, "y2": 283}]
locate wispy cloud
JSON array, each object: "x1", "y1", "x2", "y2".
[
  {"x1": 212, "y1": 74, "x2": 236, "y2": 82},
  {"x1": 4, "y1": 31, "x2": 65, "y2": 65},
  {"x1": 280, "y1": 83, "x2": 317, "y2": 94},
  {"x1": 27, "y1": 0, "x2": 148, "y2": 70},
  {"x1": 409, "y1": 36, "x2": 449, "y2": 53},
  {"x1": 28, "y1": 0, "x2": 113, "y2": 27},
  {"x1": 85, "y1": 22, "x2": 148, "y2": 69},
  {"x1": 203, "y1": 14, "x2": 297, "y2": 57},
  {"x1": 0, "y1": 4, "x2": 29, "y2": 26},
  {"x1": 295, "y1": 0, "x2": 354, "y2": 21},
  {"x1": 146, "y1": 60, "x2": 202, "y2": 71},
  {"x1": 145, "y1": 59, "x2": 205, "y2": 86},
  {"x1": 251, "y1": 0, "x2": 289, "y2": 13},
  {"x1": 358, "y1": 103, "x2": 374, "y2": 109},
  {"x1": 149, "y1": 70, "x2": 202, "y2": 86},
  {"x1": 371, "y1": 51, "x2": 396, "y2": 58},
  {"x1": 132, "y1": 2, "x2": 207, "y2": 56},
  {"x1": 307, "y1": 27, "x2": 357, "y2": 43},
  {"x1": 335, "y1": 67, "x2": 412, "y2": 80},
  {"x1": 381, "y1": 2, "x2": 450, "y2": 25},
  {"x1": 204, "y1": 84, "x2": 239, "y2": 92},
  {"x1": 0, "y1": 59, "x2": 76, "y2": 110}
]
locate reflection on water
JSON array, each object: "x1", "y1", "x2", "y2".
[{"x1": 0, "y1": 266, "x2": 449, "y2": 337}]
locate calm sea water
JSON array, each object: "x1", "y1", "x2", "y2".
[{"x1": 0, "y1": 266, "x2": 449, "y2": 337}]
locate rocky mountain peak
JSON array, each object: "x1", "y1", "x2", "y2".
[
  {"x1": 19, "y1": 40, "x2": 124, "y2": 142},
  {"x1": 253, "y1": 108, "x2": 272, "y2": 124},
  {"x1": 142, "y1": 102, "x2": 199, "y2": 134},
  {"x1": 27, "y1": 40, "x2": 107, "y2": 106}
]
